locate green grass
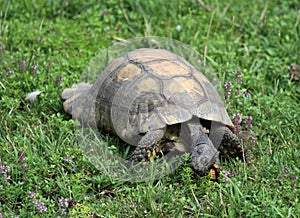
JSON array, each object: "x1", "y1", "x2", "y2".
[{"x1": 0, "y1": 0, "x2": 300, "y2": 217}]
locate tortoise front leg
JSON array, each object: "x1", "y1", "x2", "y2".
[
  {"x1": 209, "y1": 126, "x2": 243, "y2": 159},
  {"x1": 221, "y1": 127, "x2": 244, "y2": 159},
  {"x1": 129, "y1": 128, "x2": 165, "y2": 162}
]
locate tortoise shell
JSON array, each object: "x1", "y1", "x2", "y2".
[{"x1": 63, "y1": 48, "x2": 233, "y2": 145}]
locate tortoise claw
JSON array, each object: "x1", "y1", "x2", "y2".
[{"x1": 129, "y1": 146, "x2": 148, "y2": 162}]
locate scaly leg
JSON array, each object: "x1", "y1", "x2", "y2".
[
  {"x1": 209, "y1": 123, "x2": 243, "y2": 159},
  {"x1": 129, "y1": 128, "x2": 165, "y2": 162}
]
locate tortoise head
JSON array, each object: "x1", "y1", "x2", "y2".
[{"x1": 191, "y1": 134, "x2": 219, "y2": 176}]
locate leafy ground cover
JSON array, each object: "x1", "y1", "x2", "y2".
[{"x1": 0, "y1": 0, "x2": 299, "y2": 217}]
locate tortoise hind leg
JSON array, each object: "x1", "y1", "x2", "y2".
[
  {"x1": 62, "y1": 83, "x2": 97, "y2": 128},
  {"x1": 129, "y1": 128, "x2": 165, "y2": 162},
  {"x1": 62, "y1": 83, "x2": 92, "y2": 115}
]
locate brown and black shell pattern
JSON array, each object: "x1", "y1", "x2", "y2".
[{"x1": 79, "y1": 48, "x2": 233, "y2": 145}]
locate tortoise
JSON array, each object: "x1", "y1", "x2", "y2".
[{"x1": 62, "y1": 48, "x2": 243, "y2": 175}]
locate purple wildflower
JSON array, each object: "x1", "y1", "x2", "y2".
[
  {"x1": 233, "y1": 113, "x2": 242, "y2": 126},
  {"x1": 34, "y1": 200, "x2": 47, "y2": 212},
  {"x1": 224, "y1": 81, "x2": 232, "y2": 91},
  {"x1": 28, "y1": 192, "x2": 36, "y2": 199},
  {"x1": 235, "y1": 70, "x2": 243, "y2": 85},
  {"x1": 20, "y1": 166, "x2": 27, "y2": 171},
  {"x1": 59, "y1": 198, "x2": 69, "y2": 207},
  {"x1": 224, "y1": 81, "x2": 232, "y2": 102},
  {"x1": 31, "y1": 65, "x2": 37, "y2": 71},
  {"x1": 246, "y1": 116, "x2": 252, "y2": 121},
  {"x1": 0, "y1": 212, "x2": 2, "y2": 218},
  {"x1": 251, "y1": 136, "x2": 257, "y2": 143},
  {"x1": 31, "y1": 65, "x2": 37, "y2": 75},
  {"x1": 291, "y1": 175, "x2": 297, "y2": 187},
  {"x1": 61, "y1": 208, "x2": 67, "y2": 215},
  {"x1": 1, "y1": 165, "x2": 9, "y2": 174},
  {"x1": 64, "y1": 156, "x2": 72, "y2": 162},
  {"x1": 245, "y1": 116, "x2": 253, "y2": 128},
  {"x1": 223, "y1": 171, "x2": 235, "y2": 178},
  {"x1": 284, "y1": 167, "x2": 290, "y2": 174},
  {"x1": 8, "y1": 69, "x2": 14, "y2": 74},
  {"x1": 20, "y1": 60, "x2": 27, "y2": 72},
  {"x1": 236, "y1": 70, "x2": 243, "y2": 78},
  {"x1": 1, "y1": 165, "x2": 11, "y2": 179},
  {"x1": 244, "y1": 92, "x2": 251, "y2": 98},
  {"x1": 223, "y1": 170, "x2": 235, "y2": 183}
]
